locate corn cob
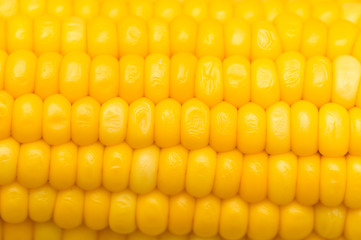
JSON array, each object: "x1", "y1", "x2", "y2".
[
  {"x1": 0, "y1": 219, "x2": 351, "y2": 240},
  {"x1": 1, "y1": 52, "x2": 361, "y2": 156},
  {"x1": 3, "y1": 138, "x2": 361, "y2": 209},
  {"x1": 1, "y1": 0, "x2": 361, "y2": 240},
  {"x1": 1, "y1": 185, "x2": 361, "y2": 240},
  {"x1": 0, "y1": 11, "x2": 360, "y2": 60}
]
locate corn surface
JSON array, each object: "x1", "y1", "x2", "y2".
[{"x1": 1, "y1": 0, "x2": 361, "y2": 240}]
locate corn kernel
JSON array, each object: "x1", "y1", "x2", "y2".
[
  {"x1": 3, "y1": 220, "x2": 32, "y2": 240},
  {"x1": 77, "y1": 142, "x2": 103, "y2": 190},
  {"x1": 137, "y1": 190, "x2": 169, "y2": 236},
  {"x1": 87, "y1": 16, "x2": 118, "y2": 58},
  {"x1": 0, "y1": 50, "x2": 7, "y2": 90},
  {"x1": 345, "y1": 208, "x2": 361, "y2": 240},
  {"x1": 99, "y1": 228, "x2": 126, "y2": 240},
  {"x1": 248, "y1": 200, "x2": 279, "y2": 240},
  {"x1": 126, "y1": 97, "x2": 154, "y2": 149},
  {"x1": 181, "y1": 98, "x2": 209, "y2": 150},
  {"x1": 341, "y1": 2, "x2": 361, "y2": 23},
  {"x1": 312, "y1": 2, "x2": 340, "y2": 25},
  {"x1": 73, "y1": 0, "x2": 98, "y2": 21},
  {"x1": 119, "y1": 54, "x2": 144, "y2": 104},
  {"x1": 158, "y1": 145, "x2": 187, "y2": 195},
  {"x1": 154, "y1": 0, "x2": 181, "y2": 22},
  {"x1": 129, "y1": 0, "x2": 153, "y2": 21},
  {"x1": 301, "y1": 20, "x2": 328, "y2": 58},
  {"x1": 0, "y1": 0, "x2": 18, "y2": 19},
  {"x1": 5, "y1": 50, "x2": 37, "y2": 98},
  {"x1": 237, "y1": 103, "x2": 266, "y2": 154},
  {"x1": 186, "y1": 146, "x2": 216, "y2": 198},
  {"x1": 148, "y1": 19, "x2": 170, "y2": 56},
  {"x1": 274, "y1": 14, "x2": 302, "y2": 52},
  {"x1": 170, "y1": 16, "x2": 197, "y2": 55},
  {"x1": 103, "y1": 143, "x2": 132, "y2": 192},
  {"x1": 145, "y1": 54, "x2": 169, "y2": 103},
  {"x1": 99, "y1": 98, "x2": 128, "y2": 146},
  {"x1": 63, "y1": 225, "x2": 97, "y2": 240},
  {"x1": 320, "y1": 156, "x2": 346, "y2": 207},
  {"x1": 84, "y1": 188, "x2": 110, "y2": 230},
  {"x1": 224, "y1": 18, "x2": 250, "y2": 59},
  {"x1": 109, "y1": 190, "x2": 137, "y2": 234},
  {"x1": 71, "y1": 97, "x2": 100, "y2": 146},
  {"x1": 285, "y1": 0, "x2": 311, "y2": 20},
  {"x1": 266, "y1": 102, "x2": 291, "y2": 154},
  {"x1": 89, "y1": 55, "x2": 119, "y2": 104},
  {"x1": 170, "y1": 53, "x2": 197, "y2": 104},
  {"x1": 234, "y1": 0, "x2": 263, "y2": 23},
  {"x1": 0, "y1": 138, "x2": 19, "y2": 185},
  {"x1": 183, "y1": 0, "x2": 208, "y2": 22},
  {"x1": 263, "y1": 0, "x2": 284, "y2": 22},
  {"x1": 252, "y1": 21, "x2": 282, "y2": 60},
  {"x1": 34, "y1": 15, "x2": 60, "y2": 55},
  {"x1": 49, "y1": 142, "x2": 77, "y2": 190},
  {"x1": 276, "y1": 52, "x2": 305, "y2": 105},
  {"x1": 333, "y1": 55, "x2": 361, "y2": 109},
  {"x1": 268, "y1": 152, "x2": 297, "y2": 205},
  {"x1": 213, "y1": 150, "x2": 243, "y2": 199},
  {"x1": 128, "y1": 231, "x2": 157, "y2": 240},
  {"x1": 319, "y1": 103, "x2": 350, "y2": 157},
  {"x1": 219, "y1": 197, "x2": 247, "y2": 240},
  {"x1": 46, "y1": 0, "x2": 72, "y2": 19},
  {"x1": 0, "y1": 20, "x2": 5, "y2": 50},
  {"x1": 315, "y1": 204, "x2": 346, "y2": 239},
  {"x1": 209, "y1": 0, "x2": 232, "y2": 23},
  {"x1": 210, "y1": 102, "x2": 237, "y2": 152},
  {"x1": 193, "y1": 195, "x2": 220, "y2": 238},
  {"x1": 43, "y1": 94, "x2": 71, "y2": 145},
  {"x1": 61, "y1": 17, "x2": 86, "y2": 54},
  {"x1": 100, "y1": 0, "x2": 128, "y2": 21},
  {"x1": 251, "y1": 58, "x2": 280, "y2": 109},
  {"x1": 196, "y1": 19, "x2": 224, "y2": 59},
  {"x1": 0, "y1": 182, "x2": 28, "y2": 223},
  {"x1": 18, "y1": 140, "x2": 50, "y2": 189},
  {"x1": 291, "y1": 100, "x2": 318, "y2": 156},
  {"x1": 169, "y1": 192, "x2": 195, "y2": 235},
  {"x1": 34, "y1": 52, "x2": 62, "y2": 99},
  {"x1": 54, "y1": 186, "x2": 84, "y2": 229},
  {"x1": 20, "y1": 0, "x2": 45, "y2": 17},
  {"x1": 59, "y1": 51, "x2": 90, "y2": 103},
  {"x1": 279, "y1": 202, "x2": 314, "y2": 240},
  {"x1": 353, "y1": 34, "x2": 361, "y2": 73},
  {"x1": 34, "y1": 222, "x2": 62, "y2": 240},
  {"x1": 130, "y1": 145, "x2": 159, "y2": 194},
  {"x1": 0, "y1": 91, "x2": 13, "y2": 139},
  {"x1": 7, "y1": 14, "x2": 32, "y2": 52},
  {"x1": 303, "y1": 56, "x2": 332, "y2": 108},
  {"x1": 12, "y1": 94, "x2": 42, "y2": 143},
  {"x1": 118, "y1": 16, "x2": 148, "y2": 57},
  {"x1": 29, "y1": 185, "x2": 56, "y2": 222},
  {"x1": 240, "y1": 152, "x2": 268, "y2": 203},
  {"x1": 345, "y1": 155, "x2": 361, "y2": 208}
]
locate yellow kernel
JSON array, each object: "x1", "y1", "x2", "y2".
[
  {"x1": 130, "y1": 145, "x2": 159, "y2": 194},
  {"x1": 87, "y1": 16, "x2": 118, "y2": 58},
  {"x1": 34, "y1": 52, "x2": 62, "y2": 99},
  {"x1": 5, "y1": 49, "x2": 37, "y2": 98},
  {"x1": 240, "y1": 152, "x2": 268, "y2": 203},
  {"x1": 126, "y1": 98, "x2": 155, "y2": 149},
  {"x1": 71, "y1": 97, "x2": 100, "y2": 146},
  {"x1": 109, "y1": 190, "x2": 137, "y2": 234},
  {"x1": 77, "y1": 143, "x2": 104, "y2": 190},
  {"x1": 186, "y1": 147, "x2": 216, "y2": 198},
  {"x1": 193, "y1": 195, "x2": 220, "y2": 238},
  {"x1": 99, "y1": 98, "x2": 128, "y2": 146},
  {"x1": 49, "y1": 142, "x2": 77, "y2": 190}
]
